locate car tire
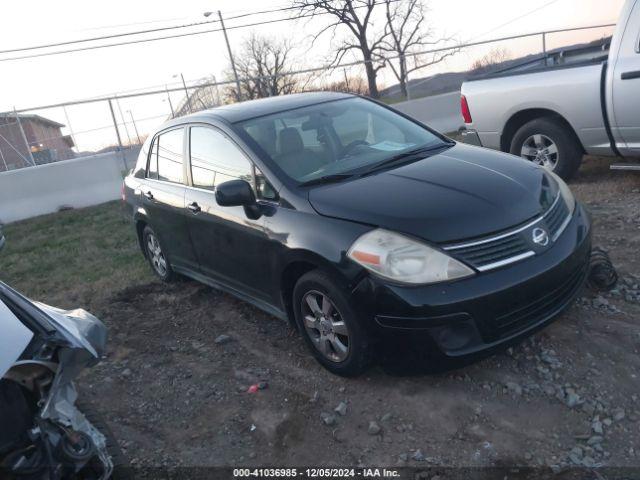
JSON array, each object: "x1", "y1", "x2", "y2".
[
  {"x1": 293, "y1": 270, "x2": 373, "y2": 376},
  {"x1": 142, "y1": 225, "x2": 174, "y2": 282},
  {"x1": 76, "y1": 400, "x2": 133, "y2": 480},
  {"x1": 509, "y1": 117, "x2": 582, "y2": 180}
]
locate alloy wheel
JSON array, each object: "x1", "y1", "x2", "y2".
[
  {"x1": 520, "y1": 134, "x2": 559, "y2": 170},
  {"x1": 301, "y1": 290, "x2": 350, "y2": 363},
  {"x1": 147, "y1": 233, "x2": 167, "y2": 277}
]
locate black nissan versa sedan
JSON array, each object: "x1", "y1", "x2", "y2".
[{"x1": 123, "y1": 92, "x2": 591, "y2": 376}]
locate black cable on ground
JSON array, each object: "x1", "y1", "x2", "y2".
[{"x1": 588, "y1": 247, "x2": 618, "y2": 291}]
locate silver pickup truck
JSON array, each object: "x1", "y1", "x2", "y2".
[{"x1": 461, "y1": 0, "x2": 640, "y2": 179}]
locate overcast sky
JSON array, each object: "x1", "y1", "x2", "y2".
[{"x1": 0, "y1": 0, "x2": 623, "y2": 150}]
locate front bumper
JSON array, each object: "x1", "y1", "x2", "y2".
[{"x1": 352, "y1": 203, "x2": 591, "y2": 357}]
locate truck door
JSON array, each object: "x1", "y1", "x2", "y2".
[{"x1": 609, "y1": 0, "x2": 640, "y2": 155}]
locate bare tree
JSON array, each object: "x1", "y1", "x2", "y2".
[
  {"x1": 470, "y1": 47, "x2": 511, "y2": 74},
  {"x1": 224, "y1": 34, "x2": 299, "y2": 102},
  {"x1": 291, "y1": 0, "x2": 388, "y2": 98},
  {"x1": 380, "y1": 0, "x2": 458, "y2": 99},
  {"x1": 322, "y1": 73, "x2": 370, "y2": 95}
]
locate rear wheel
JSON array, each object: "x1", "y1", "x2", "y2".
[
  {"x1": 510, "y1": 117, "x2": 582, "y2": 180},
  {"x1": 293, "y1": 270, "x2": 373, "y2": 376},
  {"x1": 142, "y1": 226, "x2": 174, "y2": 282}
]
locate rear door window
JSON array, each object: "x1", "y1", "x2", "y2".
[{"x1": 156, "y1": 128, "x2": 185, "y2": 184}]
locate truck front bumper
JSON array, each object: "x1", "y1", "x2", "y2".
[{"x1": 460, "y1": 128, "x2": 483, "y2": 147}]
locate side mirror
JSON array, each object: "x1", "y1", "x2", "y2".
[{"x1": 215, "y1": 180, "x2": 256, "y2": 207}]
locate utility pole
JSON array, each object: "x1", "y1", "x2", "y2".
[
  {"x1": 13, "y1": 108, "x2": 36, "y2": 166},
  {"x1": 108, "y1": 99, "x2": 128, "y2": 171},
  {"x1": 128, "y1": 110, "x2": 141, "y2": 145},
  {"x1": 218, "y1": 10, "x2": 242, "y2": 101},
  {"x1": 165, "y1": 85, "x2": 175, "y2": 118}
]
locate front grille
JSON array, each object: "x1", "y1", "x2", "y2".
[
  {"x1": 545, "y1": 195, "x2": 570, "y2": 239},
  {"x1": 488, "y1": 263, "x2": 587, "y2": 340},
  {"x1": 444, "y1": 193, "x2": 572, "y2": 272},
  {"x1": 446, "y1": 234, "x2": 531, "y2": 271}
]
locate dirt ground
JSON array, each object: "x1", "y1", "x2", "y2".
[{"x1": 76, "y1": 156, "x2": 640, "y2": 475}]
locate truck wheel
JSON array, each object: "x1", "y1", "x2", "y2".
[{"x1": 510, "y1": 118, "x2": 582, "y2": 180}]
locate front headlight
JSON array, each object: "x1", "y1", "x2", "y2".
[
  {"x1": 347, "y1": 229, "x2": 475, "y2": 285},
  {"x1": 548, "y1": 171, "x2": 575, "y2": 215}
]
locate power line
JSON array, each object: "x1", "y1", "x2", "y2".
[
  {"x1": 0, "y1": 19, "x2": 221, "y2": 55},
  {"x1": 73, "y1": 16, "x2": 194, "y2": 33},
  {"x1": 0, "y1": 1, "x2": 401, "y2": 61},
  {"x1": 470, "y1": 0, "x2": 562, "y2": 41},
  {"x1": 0, "y1": 4, "x2": 302, "y2": 55},
  {"x1": 0, "y1": 16, "x2": 301, "y2": 62}
]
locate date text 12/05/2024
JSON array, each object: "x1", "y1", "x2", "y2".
[{"x1": 232, "y1": 468, "x2": 401, "y2": 478}]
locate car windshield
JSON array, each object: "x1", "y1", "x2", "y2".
[{"x1": 235, "y1": 97, "x2": 448, "y2": 184}]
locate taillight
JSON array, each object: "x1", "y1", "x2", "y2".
[{"x1": 461, "y1": 95, "x2": 472, "y2": 124}]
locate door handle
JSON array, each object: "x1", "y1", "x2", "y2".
[
  {"x1": 621, "y1": 70, "x2": 640, "y2": 80},
  {"x1": 143, "y1": 191, "x2": 154, "y2": 200},
  {"x1": 187, "y1": 202, "x2": 201, "y2": 213}
]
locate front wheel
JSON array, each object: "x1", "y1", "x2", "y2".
[
  {"x1": 293, "y1": 270, "x2": 373, "y2": 376},
  {"x1": 510, "y1": 117, "x2": 582, "y2": 180}
]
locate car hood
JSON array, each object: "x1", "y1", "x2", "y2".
[
  {"x1": 0, "y1": 285, "x2": 107, "y2": 378},
  {"x1": 34, "y1": 302, "x2": 108, "y2": 359},
  {"x1": 0, "y1": 300, "x2": 34, "y2": 379},
  {"x1": 308, "y1": 143, "x2": 551, "y2": 243}
]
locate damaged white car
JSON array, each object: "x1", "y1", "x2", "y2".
[{"x1": 0, "y1": 281, "x2": 129, "y2": 479}]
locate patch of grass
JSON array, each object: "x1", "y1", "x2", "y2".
[{"x1": 0, "y1": 202, "x2": 151, "y2": 308}]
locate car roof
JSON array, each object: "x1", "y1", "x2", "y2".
[{"x1": 172, "y1": 91, "x2": 355, "y2": 126}]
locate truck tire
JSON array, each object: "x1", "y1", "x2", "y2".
[{"x1": 509, "y1": 117, "x2": 582, "y2": 180}]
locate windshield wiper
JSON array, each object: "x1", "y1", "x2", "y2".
[
  {"x1": 299, "y1": 173, "x2": 355, "y2": 187},
  {"x1": 359, "y1": 144, "x2": 449, "y2": 176}
]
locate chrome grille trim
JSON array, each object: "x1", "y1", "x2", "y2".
[
  {"x1": 476, "y1": 251, "x2": 535, "y2": 271},
  {"x1": 443, "y1": 193, "x2": 562, "y2": 251},
  {"x1": 443, "y1": 216, "x2": 544, "y2": 251},
  {"x1": 443, "y1": 193, "x2": 572, "y2": 272},
  {"x1": 552, "y1": 213, "x2": 572, "y2": 241}
]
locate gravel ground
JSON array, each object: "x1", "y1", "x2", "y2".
[{"x1": 77, "y1": 156, "x2": 640, "y2": 476}]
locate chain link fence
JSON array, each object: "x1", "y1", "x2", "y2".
[{"x1": 0, "y1": 22, "x2": 615, "y2": 173}]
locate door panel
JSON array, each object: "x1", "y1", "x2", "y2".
[
  {"x1": 142, "y1": 181, "x2": 197, "y2": 269},
  {"x1": 142, "y1": 127, "x2": 198, "y2": 270},
  {"x1": 185, "y1": 125, "x2": 272, "y2": 301},
  {"x1": 185, "y1": 190, "x2": 270, "y2": 299},
  {"x1": 611, "y1": 0, "x2": 640, "y2": 154}
]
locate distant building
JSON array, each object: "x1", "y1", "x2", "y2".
[{"x1": 0, "y1": 113, "x2": 75, "y2": 171}]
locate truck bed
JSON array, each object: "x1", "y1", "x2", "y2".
[
  {"x1": 468, "y1": 37, "x2": 611, "y2": 82},
  {"x1": 461, "y1": 60, "x2": 612, "y2": 156}
]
